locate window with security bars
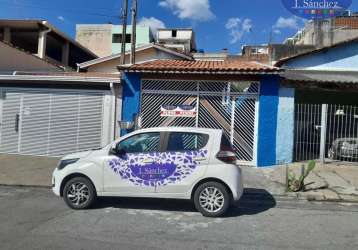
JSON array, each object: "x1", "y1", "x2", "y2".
[{"x1": 166, "y1": 132, "x2": 209, "y2": 151}]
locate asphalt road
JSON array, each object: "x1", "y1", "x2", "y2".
[{"x1": 0, "y1": 186, "x2": 357, "y2": 250}]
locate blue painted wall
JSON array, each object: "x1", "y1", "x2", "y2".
[
  {"x1": 283, "y1": 42, "x2": 358, "y2": 70},
  {"x1": 276, "y1": 87, "x2": 295, "y2": 165},
  {"x1": 256, "y1": 76, "x2": 280, "y2": 167},
  {"x1": 121, "y1": 73, "x2": 141, "y2": 135}
]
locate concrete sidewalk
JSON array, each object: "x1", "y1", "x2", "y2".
[
  {"x1": 243, "y1": 162, "x2": 358, "y2": 202},
  {"x1": 0, "y1": 154, "x2": 59, "y2": 187},
  {"x1": 1, "y1": 153, "x2": 358, "y2": 202}
]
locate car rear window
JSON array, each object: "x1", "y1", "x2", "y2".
[{"x1": 167, "y1": 132, "x2": 209, "y2": 151}]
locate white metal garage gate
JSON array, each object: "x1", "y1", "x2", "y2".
[
  {"x1": 140, "y1": 80, "x2": 259, "y2": 165},
  {"x1": 0, "y1": 88, "x2": 114, "y2": 157}
]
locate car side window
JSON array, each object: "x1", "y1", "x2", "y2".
[
  {"x1": 166, "y1": 132, "x2": 209, "y2": 152},
  {"x1": 118, "y1": 132, "x2": 160, "y2": 154}
]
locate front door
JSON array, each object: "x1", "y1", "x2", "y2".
[
  {"x1": 155, "y1": 132, "x2": 210, "y2": 195},
  {"x1": 103, "y1": 132, "x2": 163, "y2": 194},
  {"x1": 0, "y1": 90, "x2": 22, "y2": 153}
]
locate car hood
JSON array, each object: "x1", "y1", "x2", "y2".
[{"x1": 61, "y1": 150, "x2": 94, "y2": 161}]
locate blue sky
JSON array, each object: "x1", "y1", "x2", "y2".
[{"x1": 1, "y1": 0, "x2": 358, "y2": 54}]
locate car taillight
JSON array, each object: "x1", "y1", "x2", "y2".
[{"x1": 216, "y1": 150, "x2": 237, "y2": 164}]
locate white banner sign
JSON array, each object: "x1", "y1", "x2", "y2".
[{"x1": 160, "y1": 105, "x2": 197, "y2": 118}]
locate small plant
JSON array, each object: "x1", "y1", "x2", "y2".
[{"x1": 286, "y1": 161, "x2": 316, "y2": 192}]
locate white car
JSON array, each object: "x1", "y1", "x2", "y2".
[{"x1": 52, "y1": 127, "x2": 243, "y2": 217}]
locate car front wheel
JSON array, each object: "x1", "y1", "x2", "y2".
[
  {"x1": 63, "y1": 177, "x2": 96, "y2": 209},
  {"x1": 193, "y1": 181, "x2": 230, "y2": 217}
]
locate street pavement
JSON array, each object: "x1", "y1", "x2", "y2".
[{"x1": 0, "y1": 186, "x2": 357, "y2": 250}]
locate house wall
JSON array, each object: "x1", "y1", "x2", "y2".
[
  {"x1": 111, "y1": 25, "x2": 153, "y2": 55},
  {"x1": 282, "y1": 42, "x2": 358, "y2": 71},
  {"x1": 76, "y1": 24, "x2": 153, "y2": 57},
  {"x1": 121, "y1": 72, "x2": 288, "y2": 167},
  {"x1": 76, "y1": 24, "x2": 112, "y2": 58}
]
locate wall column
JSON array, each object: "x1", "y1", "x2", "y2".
[
  {"x1": 121, "y1": 73, "x2": 141, "y2": 135},
  {"x1": 256, "y1": 75, "x2": 280, "y2": 167},
  {"x1": 61, "y1": 42, "x2": 70, "y2": 66},
  {"x1": 37, "y1": 30, "x2": 50, "y2": 58},
  {"x1": 276, "y1": 87, "x2": 295, "y2": 165}
]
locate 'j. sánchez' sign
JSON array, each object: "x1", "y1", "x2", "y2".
[{"x1": 282, "y1": 0, "x2": 352, "y2": 19}]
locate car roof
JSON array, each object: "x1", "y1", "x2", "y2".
[{"x1": 134, "y1": 127, "x2": 222, "y2": 134}]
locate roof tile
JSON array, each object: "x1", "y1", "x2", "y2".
[{"x1": 120, "y1": 59, "x2": 279, "y2": 74}]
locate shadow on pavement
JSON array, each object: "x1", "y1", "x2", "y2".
[
  {"x1": 226, "y1": 188, "x2": 277, "y2": 217},
  {"x1": 91, "y1": 188, "x2": 276, "y2": 218}
]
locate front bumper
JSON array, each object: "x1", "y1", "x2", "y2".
[{"x1": 52, "y1": 168, "x2": 62, "y2": 196}]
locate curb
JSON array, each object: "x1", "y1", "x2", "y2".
[
  {"x1": 243, "y1": 189, "x2": 358, "y2": 204},
  {"x1": 0, "y1": 184, "x2": 51, "y2": 189}
]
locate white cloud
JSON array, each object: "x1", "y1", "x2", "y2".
[
  {"x1": 273, "y1": 29, "x2": 281, "y2": 35},
  {"x1": 272, "y1": 16, "x2": 304, "y2": 34},
  {"x1": 159, "y1": 0, "x2": 215, "y2": 22},
  {"x1": 138, "y1": 17, "x2": 166, "y2": 38},
  {"x1": 57, "y1": 16, "x2": 65, "y2": 22},
  {"x1": 225, "y1": 17, "x2": 253, "y2": 44},
  {"x1": 274, "y1": 16, "x2": 299, "y2": 29}
]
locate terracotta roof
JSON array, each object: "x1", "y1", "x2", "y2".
[
  {"x1": 119, "y1": 59, "x2": 280, "y2": 74},
  {"x1": 78, "y1": 43, "x2": 192, "y2": 69}
]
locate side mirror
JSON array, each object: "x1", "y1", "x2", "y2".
[
  {"x1": 117, "y1": 148, "x2": 127, "y2": 158},
  {"x1": 109, "y1": 146, "x2": 118, "y2": 156},
  {"x1": 109, "y1": 145, "x2": 127, "y2": 158}
]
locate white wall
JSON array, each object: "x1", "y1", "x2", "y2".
[{"x1": 158, "y1": 30, "x2": 193, "y2": 40}]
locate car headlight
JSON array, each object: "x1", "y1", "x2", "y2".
[{"x1": 57, "y1": 158, "x2": 80, "y2": 170}]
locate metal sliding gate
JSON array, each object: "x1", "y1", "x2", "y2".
[
  {"x1": 140, "y1": 80, "x2": 259, "y2": 164},
  {"x1": 294, "y1": 103, "x2": 358, "y2": 163}
]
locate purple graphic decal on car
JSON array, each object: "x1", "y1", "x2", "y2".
[{"x1": 108, "y1": 150, "x2": 208, "y2": 187}]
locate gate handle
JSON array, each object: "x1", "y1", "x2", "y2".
[{"x1": 15, "y1": 114, "x2": 20, "y2": 132}]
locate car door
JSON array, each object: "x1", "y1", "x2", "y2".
[
  {"x1": 103, "y1": 132, "x2": 163, "y2": 195},
  {"x1": 155, "y1": 131, "x2": 211, "y2": 195}
]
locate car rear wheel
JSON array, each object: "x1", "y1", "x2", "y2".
[
  {"x1": 63, "y1": 177, "x2": 96, "y2": 210},
  {"x1": 193, "y1": 181, "x2": 230, "y2": 217}
]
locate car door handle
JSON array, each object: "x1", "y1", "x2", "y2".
[
  {"x1": 141, "y1": 159, "x2": 155, "y2": 164},
  {"x1": 194, "y1": 157, "x2": 207, "y2": 162}
]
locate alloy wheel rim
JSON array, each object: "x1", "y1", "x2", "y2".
[
  {"x1": 66, "y1": 182, "x2": 90, "y2": 206},
  {"x1": 199, "y1": 187, "x2": 225, "y2": 213}
]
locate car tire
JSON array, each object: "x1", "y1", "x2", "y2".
[
  {"x1": 193, "y1": 181, "x2": 230, "y2": 217},
  {"x1": 63, "y1": 177, "x2": 96, "y2": 210}
]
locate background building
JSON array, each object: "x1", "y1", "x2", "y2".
[
  {"x1": 76, "y1": 24, "x2": 154, "y2": 57},
  {"x1": 157, "y1": 28, "x2": 196, "y2": 54},
  {"x1": 286, "y1": 13, "x2": 358, "y2": 48},
  {"x1": 240, "y1": 44, "x2": 315, "y2": 65},
  {"x1": 0, "y1": 19, "x2": 97, "y2": 70}
]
